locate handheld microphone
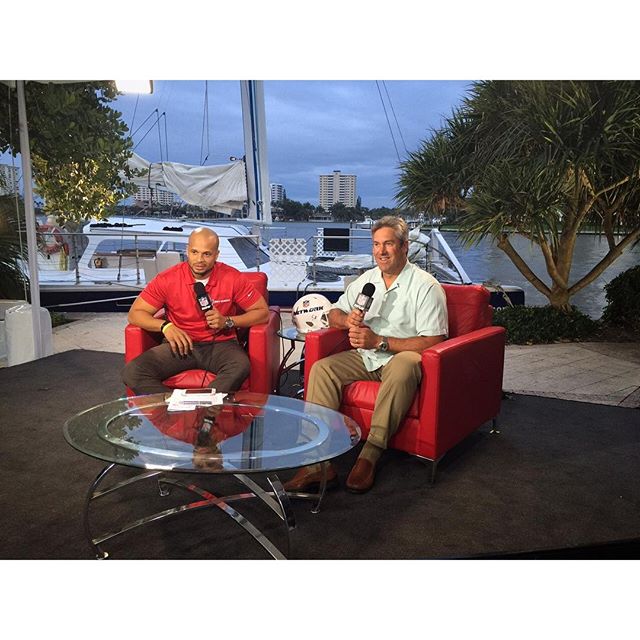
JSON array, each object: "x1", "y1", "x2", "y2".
[
  {"x1": 196, "y1": 419, "x2": 212, "y2": 447},
  {"x1": 353, "y1": 282, "x2": 375, "y2": 313},
  {"x1": 194, "y1": 282, "x2": 213, "y2": 313}
]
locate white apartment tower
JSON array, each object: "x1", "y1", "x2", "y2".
[
  {"x1": 134, "y1": 186, "x2": 176, "y2": 207},
  {"x1": 319, "y1": 170, "x2": 357, "y2": 210},
  {"x1": 270, "y1": 183, "x2": 286, "y2": 203},
  {"x1": 0, "y1": 164, "x2": 19, "y2": 196}
]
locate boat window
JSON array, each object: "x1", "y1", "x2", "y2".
[
  {"x1": 90, "y1": 239, "x2": 162, "y2": 269},
  {"x1": 162, "y1": 241, "x2": 188, "y2": 259},
  {"x1": 228, "y1": 237, "x2": 270, "y2": 267}
]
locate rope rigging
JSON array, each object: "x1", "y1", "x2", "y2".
[
  {"x1": 381, "y1": 81, "x2": 409, "y2": 156},
  {"x1": 132, "y1": 109, "x2": 168, "y2": 163},
  {"x1": 375, "y1": 80, "x2": 409, "y2": 163},
  {"x1": 200, "y1": 80, "x2": 210, "y2": 165}
]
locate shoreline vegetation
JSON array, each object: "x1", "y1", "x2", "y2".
[
  {"x1": 494, "y1": 266, "x2": 639, "y2": 345},
  {"x1": 437, "y1": 225, "x2": 630, "y2": 236}
]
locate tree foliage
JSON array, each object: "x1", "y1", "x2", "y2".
[
  {"x1": 493, "y1": 304, "x2": 598, "y2": 344},
  {"x1": 397, "y1": 81, "x2": 640, "y2": 311},
  {"x1": 0, "y1": 196, "x2": 28, "y2": 298},
  {"x1": 602, "y1": 265, "x2": 640, "y2": 332},
  {"x1": 278, "y1": 198, "x2": 317, "y2": 221},
  {"x1": 0, "y1": 81, "x2": 138, "y2": 225}
]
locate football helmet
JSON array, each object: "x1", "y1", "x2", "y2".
[{"x1": 291, "y1": 294, "x2": 332, "y2": 334}]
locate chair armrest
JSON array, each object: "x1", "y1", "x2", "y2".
[
  {"x1": 247, "y1": 308, "x2": 281, "y2": 394},
  {"x1": 418, "y1": 325, "x2": 506, "y2": 456},
  {"x1": 124, "y1": 323, "x2": 162, "y2": 363},
  {"x1": 303, "y1": 328, "x2": 351, "y2": 393}
]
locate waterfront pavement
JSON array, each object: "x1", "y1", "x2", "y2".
[{"x1": 5, "y1": 312, "x2": 640, "y2": 409}]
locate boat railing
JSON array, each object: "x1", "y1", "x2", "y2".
[
  {"x1": 427, "y1": 229, "x2": 472, "y2": 284},
  {"x1": 36, "y1": 229, "x2": 266, "y2": 286},
  {"x1": 306, "y1": 232, "x2": 375, "y2": 284},
  {"x1": 303, "y1": 229, "x2": 472, "y2": 286}
]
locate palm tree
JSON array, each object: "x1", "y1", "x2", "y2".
[{"x1": 397, "y1": 81, "x2": 640, "y2": 311}]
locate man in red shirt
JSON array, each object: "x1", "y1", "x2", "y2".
[{"x1": 122, "y1": 227, "x2": 269, "y2": 395}]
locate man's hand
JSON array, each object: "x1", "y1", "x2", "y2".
[
  {"x1": 345, "y1": 308, "x2": 365, "y2": 329},
  {"x1": 204, "y1": 308, "x2": 226, "y2": 332},
  {"x1": 163, "y1": 323, "x2": 194, "y2": 357},
  {"x1": 348, "y1": 324, "x2": 379, "y2": 350}
]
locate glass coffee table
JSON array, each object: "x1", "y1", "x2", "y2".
[{"x1": 64, "y1": 391, "x2": 360, "y2": 560}]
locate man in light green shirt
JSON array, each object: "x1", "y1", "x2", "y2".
[{"x1": 284, "y1": 216, "x2": 448, "y2": 494}]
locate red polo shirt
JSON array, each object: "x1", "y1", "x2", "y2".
[
  {"x1": 140, "y1": 403, "x2": 261, "y2": 445},
  {"x1": 140, "y1": 261, "x2": 261, "y2": 343}
]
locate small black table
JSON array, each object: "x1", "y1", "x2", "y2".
[{"x1": 276, "y1": 326, "x2": 307, "y2": 396}]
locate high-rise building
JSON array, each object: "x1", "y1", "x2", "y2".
[
  {"x1": 318, "y1": 170, "x2": 357, "y2": 210},
  {"x1": 0, "y1": 164, "x2": 19, "y2": 196},
  {"x1": 134, "y1": 186, "x2": 176, "y2": 207},
  {"x1": 270, "y1": 183, "x2": 286, "y2": 203}
]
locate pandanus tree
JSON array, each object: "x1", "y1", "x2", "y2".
[{"x1": 397, "y1": 81, "x2": 640, "y2": 311}]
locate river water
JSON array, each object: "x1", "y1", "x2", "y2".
[{"x1": 260, "y1": 221, "x2": 639, "y2": 319}]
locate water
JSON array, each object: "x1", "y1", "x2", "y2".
[{"x1": 258, "y1": 221, "x2": 639, "y2": 319}]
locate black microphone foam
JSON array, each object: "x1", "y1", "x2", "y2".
[
  {"x1": 194, "y1": 282, "x2": 213, "y2": 313},
  {"x1": 362, "y1": 283, "x2": 375, "y2": 298},
  {"x1": 353, "y1": 282, "x2": 375, "y2": 313}
]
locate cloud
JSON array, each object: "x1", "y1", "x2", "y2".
[{"x1": 116, "y1": 79, "x2": 471, "y2": 208}]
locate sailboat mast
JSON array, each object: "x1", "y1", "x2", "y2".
[{"x1": 240, "y1": 81, "x2": 272, "y2": 223}]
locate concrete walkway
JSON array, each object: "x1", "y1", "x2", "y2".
[
  {"x1": 10, "y1": 312, "x2": 640, "y2": 409},
  {"x1": 505, "y1": 342, "x2": 640, "y2": 408}
]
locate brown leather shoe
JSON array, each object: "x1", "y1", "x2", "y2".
[
  {"x1": 283, "y1": 463, "x2": 338, "y2": 492},
  {"x1": 345, "y1": 458, "x2": 376, "y2": 493}
]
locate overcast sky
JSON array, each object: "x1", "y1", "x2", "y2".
[{"x1": 113, "y1": 80, "x2": 472, "y2": 209}]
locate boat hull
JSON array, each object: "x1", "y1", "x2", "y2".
[{"x1": 40, "y1": 283, "x2": 524, "y2": 312}]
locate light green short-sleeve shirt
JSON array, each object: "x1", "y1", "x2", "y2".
[{"x1": 333, "y1": 261, "x2": 448, "y2": 371}]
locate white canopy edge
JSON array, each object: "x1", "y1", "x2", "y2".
[{"x1": 125, "y1": 152, "x2": 247, "y2": 215}]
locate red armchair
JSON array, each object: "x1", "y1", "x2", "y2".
[
  {"x1": 303, "y1": 283, "x2": 506, "y2": 481},
  {"x1": 124, "y1": 271, "x2": 280, "y2": 396}
]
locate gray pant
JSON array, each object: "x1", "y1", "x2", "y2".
[
  {"x1": 122, "y1": 339, "x2": 251, "y2": 395},
  {"x1": 306, "y1": 349, "x2": 422, "y2": 449}
]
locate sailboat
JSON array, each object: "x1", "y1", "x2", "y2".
[{"x1": 34, "y1": 81, "x2": 523, "y2": 311}]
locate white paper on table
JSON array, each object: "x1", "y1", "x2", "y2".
[{"x1": 166, "y1": 388, "x2": 227, "y2": 412}]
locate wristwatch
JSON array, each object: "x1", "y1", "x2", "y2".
[
  {"x1": 224, "y1": 316, "x2": 235, "y2": 330},
  {"x1": 377, "y1": 336, "x2": 389, "y2": 352}
]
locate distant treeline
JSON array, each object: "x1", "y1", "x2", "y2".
[
  {"x1": 272, "y1": 198, "x2": 416, "y2": 222},
  {"x1": 112, "y1": 199, "x2": 460, "y2": 224}
]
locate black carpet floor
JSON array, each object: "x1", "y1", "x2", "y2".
[{"x1": 1, "y1": 349, "x2": 639, "y2": 560}]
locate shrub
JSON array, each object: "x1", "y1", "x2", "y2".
[
  {"x1": 50, "y1": 312, "x2": 72, "y2": 328},
  {"x1": 602, "y1": 266, "x2": 640, "y2": 333},
  {"x1": 493, "y1": 305, "x2": 599, "y2": 344}
]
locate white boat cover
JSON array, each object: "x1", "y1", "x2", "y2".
[{"x1": 126, "y1": 153, "x2": 247, "y2": 215}]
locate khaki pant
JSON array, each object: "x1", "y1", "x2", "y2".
[{"x1": 306, "y1": 350, "x2": 422, "y2": 449}]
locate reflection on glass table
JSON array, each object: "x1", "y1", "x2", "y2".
[{"x1": 64, "y1": 391, "x2": 360, "y2": 560}]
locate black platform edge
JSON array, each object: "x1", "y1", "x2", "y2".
[{"x1": 460, "y1": 537, "x2": 640, "y2": 560}]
